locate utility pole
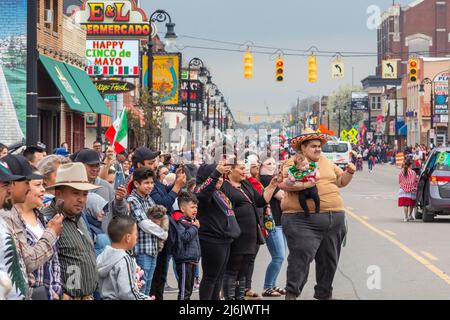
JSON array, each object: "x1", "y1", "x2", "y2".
[
  {"x1": 26, "y1": 0, "x2": 38, "y2": 146},
  {"x1": 338, "y1": 108, "x2": 342, "y2": 135}
]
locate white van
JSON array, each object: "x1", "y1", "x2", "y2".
[{"x1": 321, "y1": 140, "x2": 351, "y2": 169}]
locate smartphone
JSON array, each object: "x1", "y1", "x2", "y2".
[
  {"x1": 55, "y1": 199, "x2": 66, "y2": 218},
  {"x1": 114, "y1": 173, "x2": 124, "y2": 190}
]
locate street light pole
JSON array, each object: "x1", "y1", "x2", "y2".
[
  {"x1": 26, "y1": 0, "x2": 38, "y2": 146},
  {"x1": 394, "y1": 86, "x2": 398, "y2": 148},
  {"x1": 186, "y1": 58, "x2": 205, "y2": 133},
  {"x1": 147, "y1": 10, "x2": 176, "y2": 147}
]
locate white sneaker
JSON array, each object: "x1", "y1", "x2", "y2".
[
  {"x1": 408, "y1": 216, "x2": 415, "y2": 221},
  {"x1": 403, "y1": 218, "x2": 409, "y2": 222}
]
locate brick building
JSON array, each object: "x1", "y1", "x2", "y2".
[
  {"x1": 377, "y1": 0, "x2": 450, "y2": 77},
  {"x1": 36, "y1": 0, "x2": 110, "y2": 152}
]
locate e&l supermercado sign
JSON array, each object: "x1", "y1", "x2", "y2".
[{"x1": 77, "y1": 0, "x2": 150, "y2": 38}]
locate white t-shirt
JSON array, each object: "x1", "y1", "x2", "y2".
[{"x1": 27, "y1": 222, "x2": 45, "y2": 239}]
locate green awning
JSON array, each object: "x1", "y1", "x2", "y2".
[
  {"x1": 39, "y1": 54, "x2": 111, "y2": 116},
  {"x1": 40, "y1": 54, "x2": 92, "y2": 113},
  {"x1": 64, "y1": 63, "x2": 111, "y2": 116}
]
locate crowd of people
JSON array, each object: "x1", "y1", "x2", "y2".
[
  {"x1": 0, "y1": 129, "x2": 356, "y2": 301},
  {"x1": 348, "y1": 142, "x2": 430, "y2": 174}
]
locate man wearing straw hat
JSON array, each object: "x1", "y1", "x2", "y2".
[
  {"x1": 279, "y1": 128, "x2": 356, "y2": 300},
  {"x1": 44, "y1": 162, "x2": 101, "y2": 300}
]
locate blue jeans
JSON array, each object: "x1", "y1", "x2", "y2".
[
  {"x1": 264, "y1": 226, "x2": 287, "y2": 289},
  {"x1": 94, "y1": 234, "x2": 111, "y2": 257},
  {"x1": 136, "y1": 254, "x2": 157, "y2": 296}
]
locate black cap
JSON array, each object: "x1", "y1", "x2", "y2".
[
  {"x1": 75, "y1": 149, "x2": 101, "y2": 165},
  {"x1": 0, "y1": 161, "x2": 24, "y2": 182},
  {"x1": 132, "y1": 147, "x2": 160, "y2": 165},
  {"x1": 2, "y1": 154, "x2": 43, "y2": 180}
]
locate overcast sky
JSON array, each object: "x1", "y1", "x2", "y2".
[{"x1": 140, "y1": 0, "x2": 413, "y2": 116}]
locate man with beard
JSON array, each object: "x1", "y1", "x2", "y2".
[{"x1": 0, "y1": 159, "x2": 29, "y2": 299}]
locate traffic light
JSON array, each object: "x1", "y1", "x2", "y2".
[
  {"x1": 409, "y1": 58, "x2": 418, "y2": 82},
  {"x1": 244, "y1": 48, "x2": 253, "y2": 79},
  {"x1": 275, "y1": 57, "x2": 284, "y2": 82},
  {"x1": 308, "y1": 53, "x2": 317, "y2": 83}
]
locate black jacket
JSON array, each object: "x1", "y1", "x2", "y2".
[
  {"x1": 195, "y1": 165, "x2": 241, "y2": 244},
  {"x1": 170, "y1": 211, "x2": 201, "y2": 264}
]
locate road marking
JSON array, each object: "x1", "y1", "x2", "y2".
[
  {"x1": 421, "y1": 251, "x2": 439, "y2": 261},
  {"x1": 361, "y1": 215, "x2": 369, "y2": 220},
  {"x1": 346, "y1": 207, "x2": 450, "y2": 286},
  {"x1": 383, "y1": 229, "x2": 396, "y2": 236}
]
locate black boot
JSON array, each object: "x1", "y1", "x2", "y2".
[
  {"x1": 222, "y1": 274, "x2": 236, "y2": 300},
  {"x1": 235, "y1": 278, "x2": 246, "y2": 300},
  {"x1": 285, "y1": 291, "x2": 297, "y2": 300}
]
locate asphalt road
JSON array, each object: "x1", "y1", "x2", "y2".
[{"x1": 165, "y1": 163, "x2": 450, "y2": 300}]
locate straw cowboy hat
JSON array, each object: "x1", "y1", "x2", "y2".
[
  {"x1": 46, "y1": 162, "x2": 100, "y2": 191},
  {"x1": 291, "y1": 128, "x2": 330, "y2": 151}
]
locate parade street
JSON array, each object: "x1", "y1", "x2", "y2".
[{"x1": 166, "y1": 164, "x2": 450, "y2": 300}]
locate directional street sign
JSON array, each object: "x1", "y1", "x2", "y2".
[
  {"x1": 382, "y1": 60, "x2": 398, "y2": 79},
  {"x1": 331, "y1": 61, "x2": 345, "y2": 79}
]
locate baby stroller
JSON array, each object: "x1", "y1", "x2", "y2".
[{"x1": 356, "y1": 155, "x2": 363, "y2": 171}]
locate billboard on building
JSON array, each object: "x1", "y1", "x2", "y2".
[
  {"x1": 434, "y1": 71, "x2": 449, "y2": 123},
  {"x1": 142, "y1": 53, "x2": 181, "y2": 108},
  {"x1": 0, "y1": 0, "x2": 26, "y2": 144},
  {"x1": 86, "y1": 39, "x2": 140, "y2": 76},
  {"x1": 351, "y1": 92, "x2": 369, "y2": 111}
]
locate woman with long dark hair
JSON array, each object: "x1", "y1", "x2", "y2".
[
  {"x1": 195, "y1": 163, "x2": 240, "y2": 300},
  {"x1": 221, "y1": 161, "x2": 277, "y2": 300},
  {"x1": 398, "y1": 159, "x2": 418, "y2": 222},
  {"x1": 15, "y1": 170, "x2": 62, "y2": 300}
]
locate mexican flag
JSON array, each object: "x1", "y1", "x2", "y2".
[{"x1": 105, "y1": 108, "x2": 128, "y2": 154}]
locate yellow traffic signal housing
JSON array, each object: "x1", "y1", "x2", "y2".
[
  {"x1": 409, "y1": 58, "x2": 418, "y2": 82},
  {"x1": 308, "y1": 53, "x2": 317, "y2": 83},
  {"x1": 244, "y1": 48, "x2": 253, "y2": 79},
  {"x1": 275, "y1": 57, "x2": 284, "y2": 82}
]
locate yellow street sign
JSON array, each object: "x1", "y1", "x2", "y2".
[
  {"x1": 348, "y1": 128, "x2": 358, "y2": 136},
  {"x1": 331, "y1": 61, "x2": 345, "y2": 80},
  {"x1": 382, "y1": 60, "x2": 398, "y2": 79}
]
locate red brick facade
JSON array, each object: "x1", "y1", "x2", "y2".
[{"x1": 377, "y1": 0, "x2": 450, "y2": 77}]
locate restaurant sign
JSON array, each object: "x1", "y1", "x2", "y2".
[
  {"x1": 77, "y1": 0, "x2": 150, "y2": 38},
  {"x1": 94, "y1": 80, "x2": 135, "y2": 94}
]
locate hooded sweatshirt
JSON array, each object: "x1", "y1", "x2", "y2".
[
  {"x1": 96, "y1": 246, "x2": 149, "y2": 300},
  {"x1": 194, "y1": 164, "x2": 240, "y2": 244},
  {"x1": 84, "y1": 193, "x2": 108, "y2": 236}
]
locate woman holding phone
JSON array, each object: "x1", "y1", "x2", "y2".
[
  {"x1": 195, "y1": 162, "x2": 240, "y2": 300},
  {"x1": 221, "y1": 161, "x2": 278, "y2": 300},
  {"x1": 15, "y1": 169, "x2": 63, "y2": 300}
]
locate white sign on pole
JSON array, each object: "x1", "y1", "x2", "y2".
[
  {"x1": 430, "y1": 129, "x2": 436, "y2": 139},
  {"x1": 86, "y1": 39, "x2": 140, "y2": 76},
  {"x1": 331, "y1": 61, "x2": 345, "y2": 79},
  {"x1": 382, "y1": 60, "x2": 398, "y2": 79}
]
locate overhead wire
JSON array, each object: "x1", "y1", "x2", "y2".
[{"x1": 162, "y1": 33, "x2": 450, "y2": 58}]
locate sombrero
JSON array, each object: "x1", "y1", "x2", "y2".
[{"x1": 291, "y1": 128, "x2": 330, "y2": 151}]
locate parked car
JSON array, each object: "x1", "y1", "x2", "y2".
[
  {"x1": 321, "y1": 140, "x2": 351, "y2": 169},
  {"x1": 414, "y1": 147, "x2": 450, "y2": 222}
]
